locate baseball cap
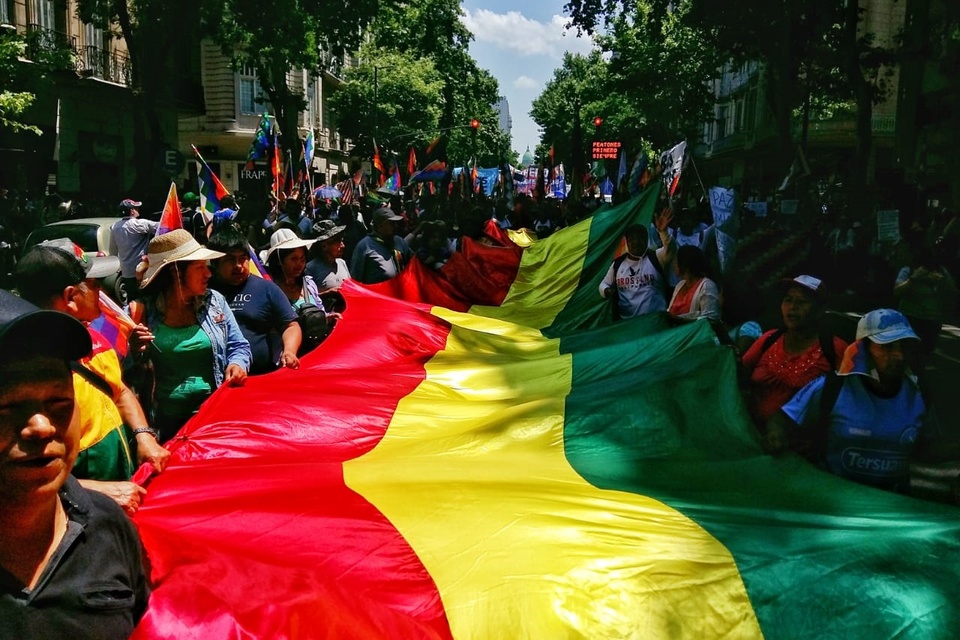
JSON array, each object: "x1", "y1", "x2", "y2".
[
  {"x1": 856, "y1": 309, "x2": 920, "y2": 344},
  {"x1": 0, "y1": 289, "x2": 91, "y2": 361},
  {"x1": 779, "y1": 275, "x2": 825, "y2": 297},
  {"x1": 372, "y1": 206, "x2": 403, "y2": 224},
  {"x1": 15, "y1": 239, "x2": 120, "y2": 304},
  {"x1": 119, "y1": 198, "x2": 142, "y2": 211},
  {"x1": 182, "y1": 192, "x2": 199, "y2": 204}
]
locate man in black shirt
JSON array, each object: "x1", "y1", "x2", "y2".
[{"x1": 0, "y1": 289, "x2": 149, "y2": 639}]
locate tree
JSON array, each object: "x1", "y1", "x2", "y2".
[
  {"x1": 371, "y1": 0, "x2": 511, "y2": 166},
  {"x1": 532, "y1": 2, "x2": 718, "y2": 171},
  {"x1": 530, "y1": 52, "x2": 606, "y2": 173},
  {"x1": 327, "y1": 46, "x2": 444, "y2": 157},
  {"x1": 597, "y1": 1, "x2": 720, "y2": 149},
  {"x1": 78, "y1": 0, "x2": 202, "y2": 198},
  {"x1": 565, "y1": 0, "x2": 902, "y2": 197},
  {"x1": 204, "y1": 0, "x2": 377, "y2": 171},
  {"x1": 0, "y1": 33, "x2": 41, "y2": 135}
]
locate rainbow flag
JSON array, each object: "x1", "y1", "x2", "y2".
[
  {"x1": 155, "y1": 182, "x2": 182, "y2": 236},
  {"x1": 131, "y1": 187, "x2": 960, "y2": 639},
  {"x1": 89, "y1": 291, "x2": 137, "y2": 360},
  {"x1": 246, "y1": 113, "x2": 271, "y2": 169},
  {"x1": 373, "y1": 141, "x2": 386, "y2": 185},
  {"x1": 246, "y1": 241, "x2": 271, "y2": 281},
  {"x1": 409, "y1": 159, "x2": 447, "y2": 183},
  {"x1": 192, "y1": 145, "x2": 230, "y2": 220}
]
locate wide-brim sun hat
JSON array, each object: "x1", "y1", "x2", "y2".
[
  {"x1": 312, "y1": 219, "x2": 346, "y2": 242},
  {"x1": 260, "y1": 228, "x2": 315, "y2": 265},
  {"x1": 140, "y1": 229, "x2": 224, "y2": 288},
  {"x1": 856, "y1": 308, "x2": 920, "y2": 344}
]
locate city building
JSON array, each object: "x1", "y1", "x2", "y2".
[
  {"x1": 495, "y1": 96, "x2": 511, "y2": 137},
  {"x1": 895, "y1": 0, "x2": 960, "y2": 208},
  {"x1": 0, "y1": 0, "x2": 180, "y2": 202},
  {"x1": 696, "y1": 0, "x2": 905, "y2": 204},
  {"x1": 177, "y1": 43, "x2": 356, "y2": 200}
]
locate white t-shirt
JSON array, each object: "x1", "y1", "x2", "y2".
[{"x1": 600, "y1": 252, "x2": 667, "y2": 318}]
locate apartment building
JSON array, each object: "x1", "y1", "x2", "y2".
[
  {"x1": 697, "y1": 0, "x2": 905, "y2": 197},
  {"x1": 177, "y1": 42, "x2": 354, "y2": 199},
  {"x1": 0, "y1": 0, "x2": 166, "y2": 200}
]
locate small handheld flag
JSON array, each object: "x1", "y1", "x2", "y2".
[
  {"x1": 659, "y1": 141, "x2": 687, "y2": 198},
  {"x1": 156, "y1": 182, "x2": 183, "y2": 236},
  {"x1": 246, "y1": 113, "x2": 272, "y2": 170},
  {"x1": 192, "y1": 145, "x2": 230, "y2": 222},
  {"x1": 89, "y1": 291, "x2": 138, "y2": 360}
]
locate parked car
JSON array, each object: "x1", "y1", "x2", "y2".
[{"x1": 22, "y1": 217, "x2": 128, "y2": 303}]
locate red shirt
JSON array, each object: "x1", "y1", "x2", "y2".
[
  {"x1": 668, "y1": 278, "x2": 702, "y2": 316},
  {"x1": 741, "y1": 330, "x2": 848, "y2": 426}
]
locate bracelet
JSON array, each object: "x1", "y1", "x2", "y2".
[{"x1": 131, "y1": 427, "x2": 159, "y2": 440}]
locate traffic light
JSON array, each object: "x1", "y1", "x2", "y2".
[
  {"x1": 593, "y1": 117, "x2": 603, "y2": 127},
  {"x1": 470, "y1": 119, "x2": 480, "y2": 130}
]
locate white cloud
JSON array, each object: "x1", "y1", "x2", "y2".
[
  {"x1": 513, "y1": 75, "x2": 539, "y2": 90},
  {"x1": 463, "y1": 9, "x2": 594, "y2": 58}
]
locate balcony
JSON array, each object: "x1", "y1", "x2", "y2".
[
  {"x1": 25, "y1": 23, "x2": 77, "y2": 68},
  {"x1": 25, "y1": 24, "x2": 133, "y2": 88},
  {"x1": 78, "y1": 44, "x2": 132, "y2": 86}
]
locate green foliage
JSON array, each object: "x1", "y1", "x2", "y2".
[
  {"x1": 369, "y1": 0, "x2": 511, "y2": 165},
  {"x1": 530, "y1": 51, "x2": 607, "y2": 165},
  {"x1": 0, "y1": 33, "x2": 40, "y2": 135},
  {"x1": 532, "y1": 2, "x2": 717, "y2": 165},
  {"x1": 328, "y1": 46, "x2": 444, "y2": 154}
]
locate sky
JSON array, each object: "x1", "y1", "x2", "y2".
[{"x1": 460, "y1": 0, "x2": 596, "y2": 160}]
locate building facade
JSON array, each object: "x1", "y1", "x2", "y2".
[
  {"x1": 1, "y1": 0, "x2": 165, "y2": 203},
  {"x1": 177, "y1": 43, "x2": 355, "y2": 201},
  {"x1": 697, "y1": 0, "x2": 905, "y2": 205}
]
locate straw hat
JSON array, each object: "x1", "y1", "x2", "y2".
[
  {"x1": 139, "y1": 229, "x2": 224, "y2": 288},
  {"x1": 260, "y1": 228, "x2": 315, "y2": 265}
]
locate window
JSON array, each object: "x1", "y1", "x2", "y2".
[
  {"x1": 306, "y1": 78, "x2": 317, "y2": 128},
  {"x1": 84, "y1": 23, "x2": 104, "y2": 49},
  {"x1": 1, "y1": 0, "x2": 11, "y2": 25},
  {"x1": 29, "y1": 0, "x2": 55, "y2": 29},
  {"x1": 716, "y1": 106, "x2": 727, "y2": 139},
  {"x1": 238, "y1": 64, "x2": 270, "y2": 115}
]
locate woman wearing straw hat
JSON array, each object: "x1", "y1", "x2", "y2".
[
  {"x1": 261, "y1": 228, "x2": 322, "y2": 310},
  {"x1": 129, "y1": 229, "x2": 251, "y2": 442}
]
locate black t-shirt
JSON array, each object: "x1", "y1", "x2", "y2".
[
  {"x1": 212, "y1": 276, "x2": 297, "y2": 374},
  {"x1": 0, "y1": 476, "x2": 148, "y2": 640}
]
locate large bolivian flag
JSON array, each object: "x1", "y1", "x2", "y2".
[{"x1": 132, "y1": 189, "x2": 960, "y2": 639}]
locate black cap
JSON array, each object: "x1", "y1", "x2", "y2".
[
  {"x1": 15, "y1": 239, "x2": 119, "y2": 305},
  {"x1": 0, "y1": 289, "x2": 91, "y2": 361}
]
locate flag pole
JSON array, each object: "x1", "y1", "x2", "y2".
[{"x1": 688, "y1": 156, "x2": 709, "y2": 202}]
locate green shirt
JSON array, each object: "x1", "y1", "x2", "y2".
[{"x1": 153, "y1": 323, "x2": 215, "y2": 423}]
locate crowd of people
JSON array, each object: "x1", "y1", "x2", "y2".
[{"x1": 1, "y1": 181, "x2": 958, "y2": 637}]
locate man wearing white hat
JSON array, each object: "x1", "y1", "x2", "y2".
[{"x1": 767, "y1": 309, "x2": 935, "y2": 494}]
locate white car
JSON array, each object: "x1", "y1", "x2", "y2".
[{"x1": 23, "y1": 217, "x2": 127, "y2": 302}]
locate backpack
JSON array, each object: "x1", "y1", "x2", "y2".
[
  {"x1": 610, "y1": 251, "x2": 668, "y2": 321},
  {"x1": 296, "y1": 303, "x2": 329, "y2": 356}
]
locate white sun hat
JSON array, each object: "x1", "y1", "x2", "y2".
[
  {"x1": 260, "y1": 228, "x2": 315, "y2": 265},
  {"x1": 140, "y1": 229, "x2": 225, "y2": 288}
]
